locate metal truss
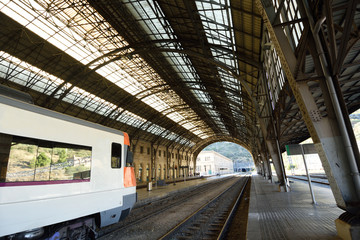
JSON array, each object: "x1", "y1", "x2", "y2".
[{"x1": 0, "y1": 0, "x2": 359, "y2": 160}]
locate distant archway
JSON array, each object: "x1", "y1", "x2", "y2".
[{"x1": 195, "y1": 142, "x2": 254, "y2": 176}]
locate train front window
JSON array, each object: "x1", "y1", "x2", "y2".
[
  {"x1": 111, "y1": 143, "x2": 122, "y2": 168},
  {"x1": 0, "y1": 132, "x2": 92, "y2": 183}
]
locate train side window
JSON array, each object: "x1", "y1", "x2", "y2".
[
  {"x1": 0, "y1": 132, "x2": 92, "y2": 183},
  {"x1": 34, "y1": 143, "x2": 52, "y2": 181},
  {"x1": 51, "y1": 142, "x2": 92, "y2": 181},
  {"x1": 0, "y1": 133, "x2": 12, "y2": 182},
  {"x1": 1, "y1": 133, "x2": 37, "y2": 182},
  {"x1": 111, "y1": 143, "x2": 122, "y2": 168}
]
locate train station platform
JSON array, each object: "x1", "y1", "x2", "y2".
[{"x1": 247, "y1": 174, "x2": 344, "y2": 240}]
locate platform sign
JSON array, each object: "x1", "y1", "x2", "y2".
[
  {"x1": 285, "y1": 143, "x2": 318, "y2": 204},
  {"x1": 285, "y1": 144, "x2": 317, "y2": 156}
]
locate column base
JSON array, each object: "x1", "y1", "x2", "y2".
[
  {"x1": 278, "y1": 184, "x2": 286, "y2": 192},
  {"x1": 335, "y1": 212, "x2": 360, "y2": 240}
]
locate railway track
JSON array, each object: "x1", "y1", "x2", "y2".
[
  {"x1": 97, "y1": 176, "x2": 244, "y2": 239},
  {"x1": 159, "y1": 176, "x2": 250, "y2": 240},
  {"x1": 288, "y1": 176, "x2": 329, "y2": 185}
]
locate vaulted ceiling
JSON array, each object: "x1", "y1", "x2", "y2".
[{"x1": 0, "y1": 0, "x2": 359, "y2": 156}]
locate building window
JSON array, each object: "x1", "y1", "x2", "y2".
[
  {"x1": 159, "y1": 150, "x2": 161, "y2": 157},
  {"x1": 163, "y1": 151, "x2": 166, "y2": 157},
  {"x1": 147, "y1": 147, "x2": 150, "y2": 155},
  {"x1": 140, "y1": 146, "x2": 143, "y2": 154}
]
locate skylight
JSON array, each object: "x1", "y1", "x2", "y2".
[
  {"x1": 0, "y1": 51, "x2": 195, "y2": 147},
  {"x1": 0, "y1": 0, "x2": 210, "y2": 140}
]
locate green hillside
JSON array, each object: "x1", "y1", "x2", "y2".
[
  {"x1": 202, "y1": 142, "x2": 252, "y2": 164},
  {"x1": 350, "y1": 109, "x2": 360, "y2": 140}
]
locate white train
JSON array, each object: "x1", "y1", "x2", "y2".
[{"x1": 0, "y1": 88, "x2": 136, "y2": 239}]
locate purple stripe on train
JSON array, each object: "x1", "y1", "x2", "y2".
[{"x1": 0, "y1": 179, "x2": 90, "y2": 187}]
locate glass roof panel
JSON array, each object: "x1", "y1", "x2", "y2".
[
  {"x1": 0, "y1": 51, "x2": 195, "y2": 145},
  {"x1": 122, "y1": 0, "x2": 212, "y2": 139},
  {"x1": 195, "y1": 0, "x2": 241, "y2": 128},
  {"x1": 0, "y1": 0, "x2": 210, "y2": 139}
]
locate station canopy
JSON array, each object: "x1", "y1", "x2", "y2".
[{"x1": 0, "y1": 0, "x2": 359, "y2": 153}]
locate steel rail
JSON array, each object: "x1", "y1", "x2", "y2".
[
  {"x1": 158, "y1": 175, "x2": 250, "y2": 240},
  {"x1": 97, "y1": 176, "x2": 235, "y2": 239},
  {"x1": 288, "y1": 176, "x2": 330, "y2": 186},
  {"x1": 217, "y1": 177, "x2": 250, "y2": 240}
]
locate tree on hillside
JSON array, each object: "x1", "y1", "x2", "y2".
[{"x1": 203, "y1": 142, "x2": 252, "y2": 163}]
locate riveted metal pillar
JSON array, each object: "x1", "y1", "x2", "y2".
[{"x1": 256, "y1": 0, "x2": 360, "y2": 213}]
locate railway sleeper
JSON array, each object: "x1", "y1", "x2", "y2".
[
  {"x1": 176, "y1": 236, "x2": 193, "y2": 240},
  {"x1": 204, "y1": 231, "x2": 218, "y2": 237},
  {"x1": 197, "y1": 219, "x2": 208, "y2": 223},
  {"x1": 208, "y1": 227, "x2": 222, "y2": 232},
  {"x1": 180, "y1": 230, "x2": 196, "y2": 235},
  {"x1": 210, "y1": 223, "x2": 222, "y2": 227},
  {"x1": 186, "y1": 226, "x2": 201, "y2": 232}
]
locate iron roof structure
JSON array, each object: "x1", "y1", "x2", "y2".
[{"x1": 0, "y1": 0, "x2": 359, "y2": 159}]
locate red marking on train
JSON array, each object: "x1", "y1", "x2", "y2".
[
  {"x1": 124, "y1": 132, "x2": 130, "y2": 146},
  {"x1": 124, "y1": 167, "x2": 136, "y2": 187}
]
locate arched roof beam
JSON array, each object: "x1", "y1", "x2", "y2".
[
  {"x1": 84, "y1": 43, "x2": 264, "y2": 125},
  {"x1": 85, "y1": 44, "x2": 266, "y2": 148},
  {"x1": 85, "y1": 39, "x2": 262, "y2": 70}
]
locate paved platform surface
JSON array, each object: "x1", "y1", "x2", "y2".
[{"x1": 247, "y1": 174, "x2": 344, "y2": 240}]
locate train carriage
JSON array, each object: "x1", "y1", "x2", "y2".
[{"x1": 0, "y1": 91, "x2": 136, "y2": 239}]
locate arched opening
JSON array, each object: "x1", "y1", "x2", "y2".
[
  {"x1": 189, "y1": 159, "x2": 194, "y2": 177},
  {"x1": 163, "y1": 164, "x2": 166, "y2": 180},
  {"x1": 158, "y1": 164, "x2": 161, "y2": 180},
  {"x1": 174, "y1": 164, "x2": 177, "y2": 179},
  {"x1": 195, "y1": 141, "x2": 254, "y2": 177},
  {"x1": 138, "y1": 164, "x2": 143, "y2": 182},
  {"x1": 351, "y1": 109, "x2": 360, "y2": 148},
  {"x1": 146, "y1": 164, "x2": 149, "y2": 182}
]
